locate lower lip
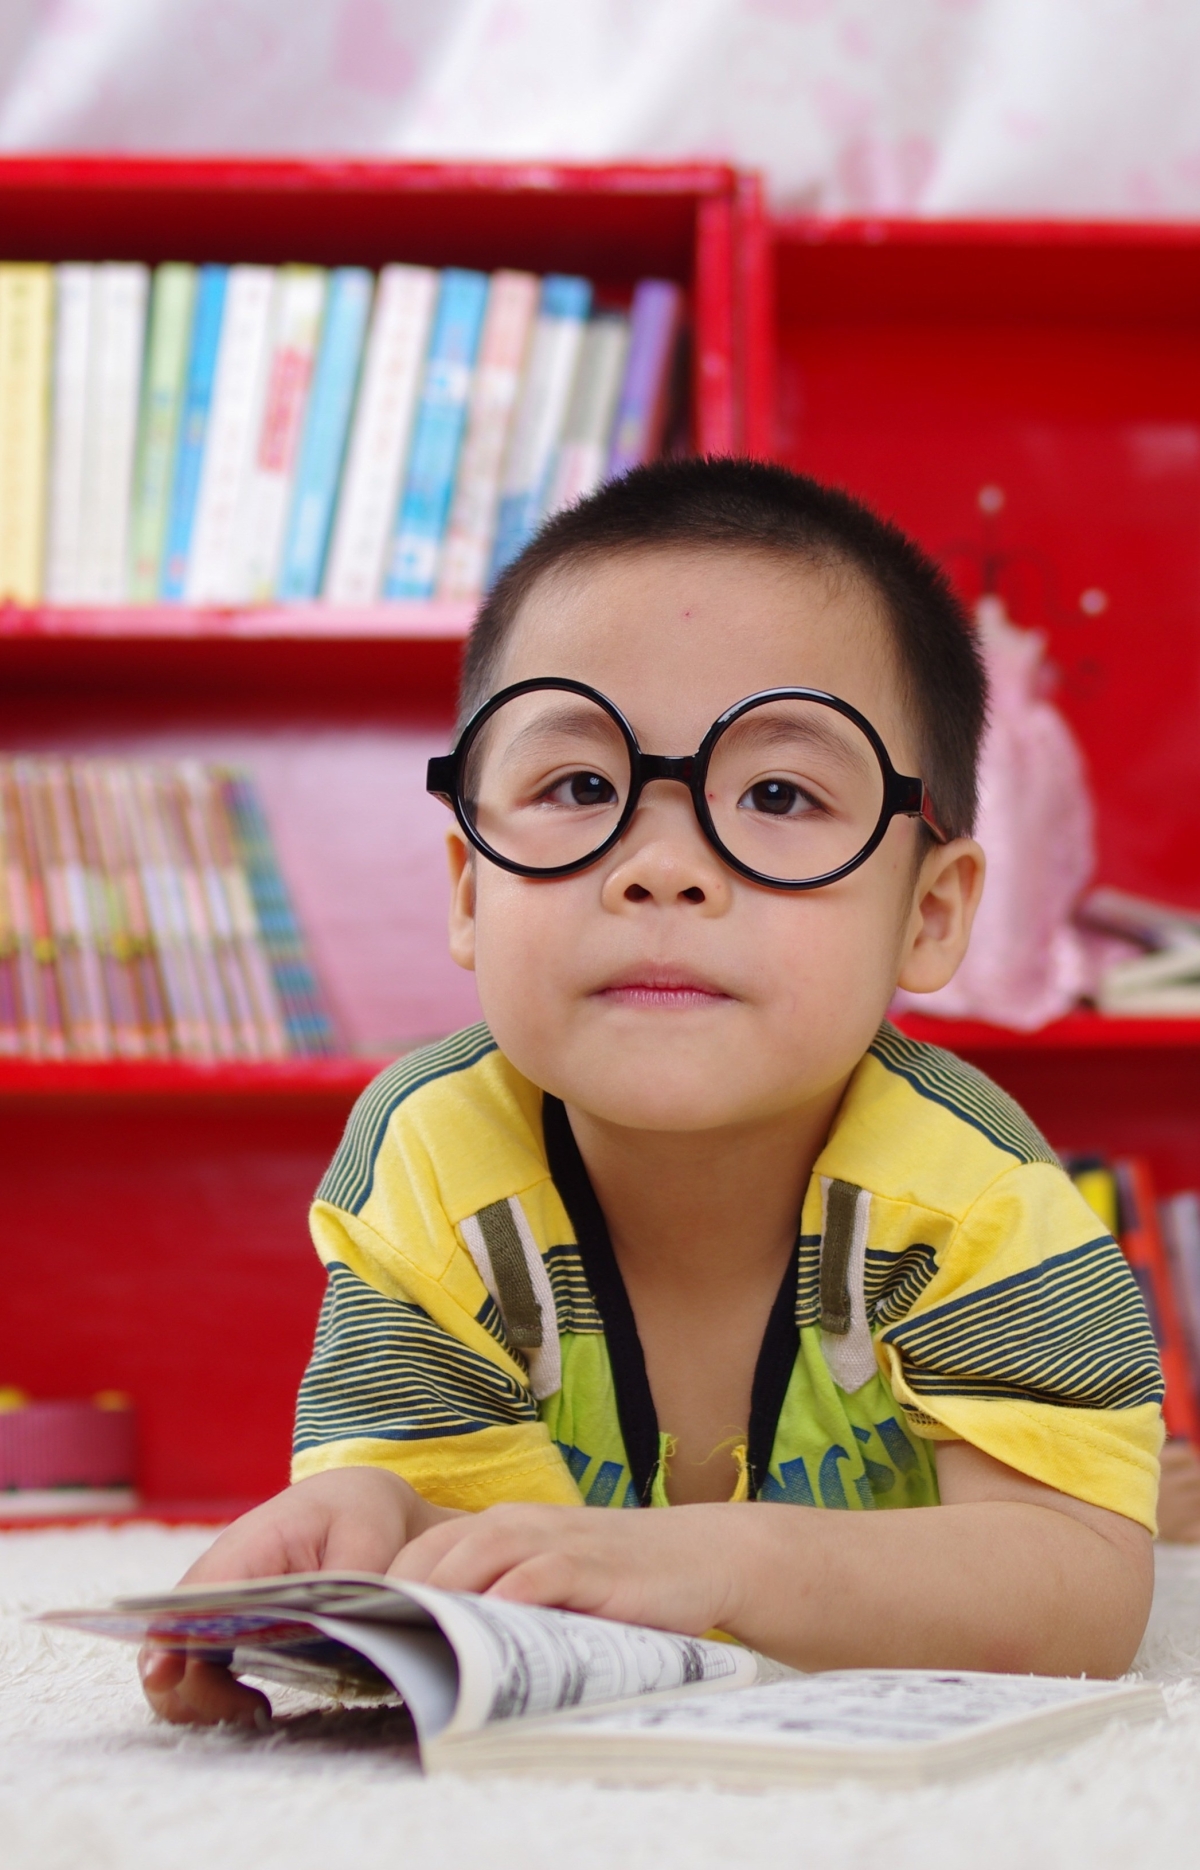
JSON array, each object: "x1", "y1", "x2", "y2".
[{"x1": 597, "y1": 985, "x2": 731, "y2": 1009}]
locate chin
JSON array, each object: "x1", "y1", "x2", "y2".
[{"x1": 561, "y1": 1069, "x2": 770, "y2": 1134}]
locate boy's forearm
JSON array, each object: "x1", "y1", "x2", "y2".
[{"x1": 716, "y1": 1499, "x2": 1153, "y2": 1678}]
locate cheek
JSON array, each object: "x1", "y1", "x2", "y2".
[
  {"x1": 755, "y1": 879, "x2": 909, "y2": 1019},
  {"x1": 469, "y1": 874, "x2": 579, "y2": 1030}
]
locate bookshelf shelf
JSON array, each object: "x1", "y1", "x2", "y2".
[
  {"x1": 894, "y1": 1013, "x2": 1200, "y2": 1053},
  {"x1": 0, "y1": 600, "x2": 475, "y2": 642},
  {"x1": 0, "y1": 1056, "x2": 386, "y2": 1100}
]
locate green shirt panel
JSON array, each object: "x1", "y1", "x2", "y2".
[{"x1": 538, "y1": 1324, "x2": 939, "y2": 1512}]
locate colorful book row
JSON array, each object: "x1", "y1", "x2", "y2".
[
  {"x1": 0, "y1": 261, "x2": 683, "y2": 608},
  {"x1": 0, "y1": 756, "x2": 334, "y2": 1061}
]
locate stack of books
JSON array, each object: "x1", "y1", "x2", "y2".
[
  {"x1": 0, "y1": 757, "x2": 334, "y2": 1061},
  {"x1": 0, "y1": 262, "x2": 683, "y2": 608},
  {"x1": 1078, "y1": 887, "x2": 1200, "y2": 1017}
]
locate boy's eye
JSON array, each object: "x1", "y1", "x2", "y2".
[
  {"x1": 738, "y1": 778, "x2": 817, "y2": 817},
  {"x1": 542, "y1": 770, "x2": 619, "y2": 808}
]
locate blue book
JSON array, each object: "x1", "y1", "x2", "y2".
[
  {"x1": 160, "y1": 265, "x2": 227, "y2": 600},
  {"x1": 275, "y1": 267, "x2": 373, "y2": 600},
  {"x1": 489, "y1": 274, "x2": 592, "y2": 583},
  {"x1": 383, "y1": 267, "x2": 489, "y2": 599}
]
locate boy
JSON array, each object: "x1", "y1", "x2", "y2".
[{"x1": 145, "y1": 461, "x2": 1161, "y2": 1726}]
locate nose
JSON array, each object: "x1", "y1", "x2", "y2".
[{"x1": 599, "y1": 785, "x2": 732, "y2": 914}]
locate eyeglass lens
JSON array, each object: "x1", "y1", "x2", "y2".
[{"x1": 460, "y1": 688, "x2": 886, "y2": 884}]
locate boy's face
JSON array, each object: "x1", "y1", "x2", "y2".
[{"x1": 446, "y1": 546, "x2": 982, "y2": 1133}]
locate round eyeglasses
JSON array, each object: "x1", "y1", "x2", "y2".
[{"x1": 426, "y1": 678, "x2": 947, "y2": 891}]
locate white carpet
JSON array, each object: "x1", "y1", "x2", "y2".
[{"x1": 3, "y1": 1526, "x2": 1200, "y2": 1870}]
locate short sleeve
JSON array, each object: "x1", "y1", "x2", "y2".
[
  {"x1": 290, "y1": 1199, "x2": 581, "y2": 1509},
  {"x1": 871, "y1": 1161, "x2": 1164, "y2": 1531}
]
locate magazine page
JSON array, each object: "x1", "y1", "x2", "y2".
[
  {"x1": 40, "y1": 1572, "x2": 761, "y2": 1746},
  {"x1": 508, "y1": 1667, "x2": 1164, "y2": 1746},
  {"x1": 434, "y1": 1667, "x2": 1167, "y2": 1784},
  {"x1": 386, "y1": 1583, "x2": 761, "y2": 1740}
]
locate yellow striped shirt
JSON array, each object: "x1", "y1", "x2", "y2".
[{"x1": 294, "y1": 1021, "x2": 1163, "y2": 1531}]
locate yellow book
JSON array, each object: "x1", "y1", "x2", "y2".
[{"x1": 0, "y1": 263, "x2": 53, "y2": 602}]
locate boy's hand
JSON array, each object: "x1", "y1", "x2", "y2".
[
  {"x1": 389, "y1": 1501, "x2": 742, "y2": 1636},
  {"x1": 391, "y1": 1446, "x2": 1154, "y2": 1680},
  {"x1": 140, "y1": 1466, "x2": 461, "y2": 1727}
]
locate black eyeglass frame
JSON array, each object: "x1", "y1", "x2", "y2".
[{"x1": 426, "y1": 676, "x2": 949, "y2": 892}]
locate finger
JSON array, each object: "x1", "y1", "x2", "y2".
[
  {"x1": 484, "y1": 1552, "x2": 585, "y2": 1610},
  {"x1": 140, "y1": 1650, "x2": 269, "y2": 1726},
  {"x1": 175, "y1": 1508, "x2": 302, "y2": 1586},
  {"x1": 387, "y1": 1516, "x2": 481, "y2": 1583},
  {"x1": 138, "y1": 1644, "x2": 185, "y2": 1697},
  {"x1": 319, "y1": 1507, "x2": 410, "y2": 1574},
  {"x1": 405, "y1": 1520, "x2": 555, "y2": 1597}
]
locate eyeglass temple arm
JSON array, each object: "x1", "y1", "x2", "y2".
[
  {"x1": 427, "y1": 754, "x2": 455, "y2": 802},
  {"x1": 893, "y1": 773, "x2": 949, "y2": 844}
]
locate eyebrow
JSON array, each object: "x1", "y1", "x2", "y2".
[
  {"x1": 714, "y1": 708, "x2": 876, "y2": 779},
  {"x1": 483, "y1": 702, "x2": 626, "y2": 763}
]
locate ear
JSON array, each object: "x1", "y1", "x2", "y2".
[
  {"x1": 895, "y1": 837, "x2": 986, "y2": 995},
  {"x1": 446, "y1": 829, "x2": 477, "y2": 972}
]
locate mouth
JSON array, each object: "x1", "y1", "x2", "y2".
[{"x1": 593, "y1": 966, "x2": 734, "y2": 1010}]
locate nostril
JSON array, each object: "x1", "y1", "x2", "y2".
[
  {"x1": 681, "y1": 887, "x2": 705, "y2": 904},
  {"x1": 624, "y1": 884, "x2": 651, "y2": 902}
]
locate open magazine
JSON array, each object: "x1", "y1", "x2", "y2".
[{"x1": 42, "y1": 1572, "x2": 1166, "y2": 1787}]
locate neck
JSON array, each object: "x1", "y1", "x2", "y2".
[{"x1": 563, "y1": 1085, "x2": 849, "y2": 1291}]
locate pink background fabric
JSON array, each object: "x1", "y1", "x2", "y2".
[
  {"x1": 892, "y1": 598, "x2": 1097, "y2": 1031},
  {"x1": 2, "y1": 0, "x2": 1200, "y2": 216}
]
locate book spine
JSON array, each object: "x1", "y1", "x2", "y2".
[
  {"x1": 44, "y1": 759, "x2": 113, "y2": 1057},
  {"x1": 176, "y1": 762, "x2": 262, "y2": 1058},
  {"x1": 384, "y1": 268, "x2": 489, "y2": 599},
  {"x1": 0, "y1": 264, "x2": 54, "y2": 603},
  {"x1": 128, "y1": 264, "x2": 197, "y2": 602},
  {"x1": 0, "y1": 773, "x2": 22, "y2": 1056},
  {"x1": 161, "y1": 265, "x2": 227, "y2": 600},
  {"x1": 92, "y1": 763, "x2": 171, "y2": 1057},
  {"x1": 184, "y1": 265, "x2": 276, "y2": 605},
  {"x1": 322, "y1": 264, "x2": 438, "y2": 606},
  {"x1": 0, "y1": 841, "x2": 19, "y2": 1053},
  {"x1": 0, "y1": 762, "x2": 54, "y2": 1057},
  {"x1": 276, "y1": 267, "x2": 373, "y2": 601},
  {"x1": 17, "y1": 762, "x2": 84, "y2": 1055},
  {"x1": 77, "y1": 264, "x2": 150, "y2": 603},
  {"x1": 605, "y1": 279, "x2": 684, "y2": 478},
  {"x1": 235, "y1": 266, "x2": 327, "y2": 602},
  {"x1": 72, "y1": 764, "x2": 147, "y2": 1058},
  {"x1": 44, "y1": 264, "x2": 93, "y2": 603},
  {"x1": 219, "y1": 772, "x2": 335, "y2": 1056},
  {"x1": 120, "y1": 765, "x2": 210, "y2": 1058},
  {"x1": 1116, "y1": 1156, "x2": 1200, "y2": 1442},
  {"x1": 543, "y1": 312, "x2": 631, "y2": 517},
  {"x1": 490, "y1": 274, "x2": 592, "y2": 582},
  {"x1": 203, "y1": 772, "x2": 289, "y2": 1059},
  {"x1": 10, "y1": 763, "x2": 68, "y2": 1058},
  {"x1": 435, "y1": 270, "x2": 538, "y2": 602},
  {"x1": 152, "y1": 769, "x2": 239, "y2": 1058}
]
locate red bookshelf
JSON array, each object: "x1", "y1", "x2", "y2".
[
  {"x1": 746, "y1": 214, "x2": 1200, "y2": 1190},
  {"x1": 7, "y1": 177, "x2": 1200, "y2": 1518},
  {"x1": 0, "y1": 156, "x2": 741, "y2": 1514}
]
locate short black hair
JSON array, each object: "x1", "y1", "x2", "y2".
[{"x1": 460, "y1": 457, "x2": 987, "y2": 839}]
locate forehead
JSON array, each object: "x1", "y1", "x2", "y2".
[{"x1": 494, "y1": 545, "x2": 915, "y2": 762}]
